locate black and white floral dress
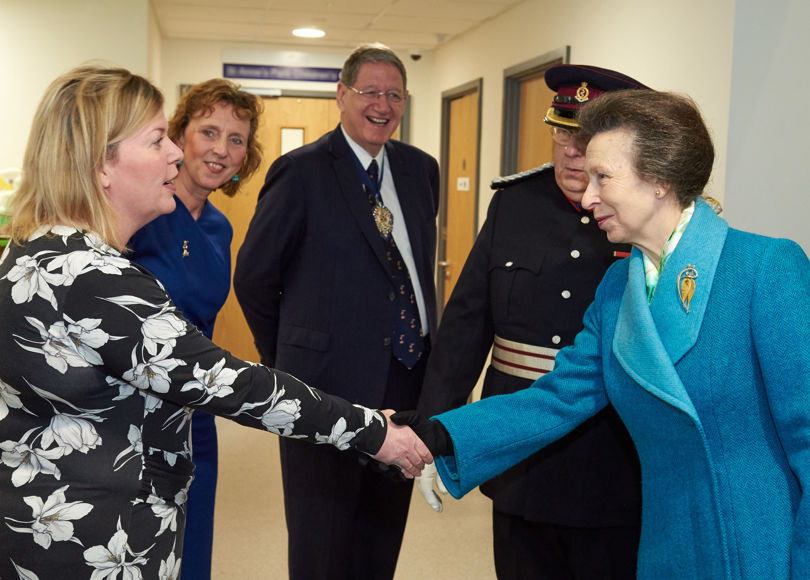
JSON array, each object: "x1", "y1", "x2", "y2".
[{"x1": 0, "y1": 226, "x2": 386, "y2": 580}]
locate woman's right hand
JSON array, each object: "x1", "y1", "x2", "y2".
[{"x1": 372, "y1": 409, "x2": 433, "y2": 478}]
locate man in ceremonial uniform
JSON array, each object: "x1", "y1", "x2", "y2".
[{"x1": 416, "y1": 65, "x2": 646, "y2": 579}]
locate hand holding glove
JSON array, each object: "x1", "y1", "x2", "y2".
[{"x1": 416, "y1": 462, "x2": 448, "y2": 512}]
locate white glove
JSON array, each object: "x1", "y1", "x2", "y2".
[{"x1": 416, "y1": 462, "x2": 448, "y2": 512}]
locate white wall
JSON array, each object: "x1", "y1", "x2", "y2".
[
  {"x1": 421, "y1": 0, "x2": 736, "y2": 227},
  {"x1": 724, "y1": 0, "x2": 809, "y2": 252},
  {"x1": 0, "y1": 0, "x2": 149, "y2": 169}
]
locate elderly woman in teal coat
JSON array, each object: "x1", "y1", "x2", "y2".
[{"x1": 395, "y1": 90, "x2": 810, "y2": 578}]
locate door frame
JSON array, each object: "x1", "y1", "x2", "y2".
[
  {"x1": 500, "y1": 46, "x2": 569, "y2": 175},
  {"x1": 436, "y1": 78, "x2": 483, "y2": 317}
]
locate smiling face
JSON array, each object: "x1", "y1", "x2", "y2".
[
  {"x1": 582, "y1": 128, "x2": 681, "y2": 258},
  {"x1": 176, "y1": 102, "x2": 250, "y2": 201},
  {"x1": 336, "y1": 61, "x2": 406, "y2": 156},
  {"x1": 552, "y1": 135, "x2": 589, "y2": 203},
  {"x1": 100, "y1": 110, "x2": 183, "y2": 242}
]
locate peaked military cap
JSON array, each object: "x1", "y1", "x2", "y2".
[{"x1": 544, "y1": 64, "x2": 649, "y2": 129}]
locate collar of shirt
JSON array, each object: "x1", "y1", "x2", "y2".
[{"x1": 341, "y1": 125, "x2": 386, "y2": 173}]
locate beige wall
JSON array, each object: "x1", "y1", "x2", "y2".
[{"x1": 0, "y1": 0, "x2": 149, "y2": 168}]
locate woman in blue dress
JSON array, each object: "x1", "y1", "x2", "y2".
[{"x1": 129, "y1": 78, "x2": 263, "y2": 579}]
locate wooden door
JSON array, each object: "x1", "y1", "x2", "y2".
[
  {"x1": 517, "y1": 72, "x2": 556, "y2": 171},
  {"x1": 438, "y1": 85, "x2": 481, "y2": 307},
  {"x1": 209, "y1": 96, "x2": 339, "y2": 362}
]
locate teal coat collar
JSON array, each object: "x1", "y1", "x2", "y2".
[{"x1": 612, "y1": 199, "x2": 729, "y2": 418}]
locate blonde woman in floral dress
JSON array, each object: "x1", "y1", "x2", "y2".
[{"x1": 0, "y1": 66, "x2": 430, "y2": 579}]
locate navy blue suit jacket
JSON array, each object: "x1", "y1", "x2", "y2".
[{"x1": 234, "y1": 126, "x2": 440, "y2": 408}]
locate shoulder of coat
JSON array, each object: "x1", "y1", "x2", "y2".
[{"x1": 490, "y1": 163, "x2": 554, "y2": 190}]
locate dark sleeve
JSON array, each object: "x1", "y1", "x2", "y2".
[
  {"x1": 418, "y1": 191, "x2": 500, "y2": 416},
  {"x1": 65, "y1": 261, "x2": 387, "y2": 456},
  {"x1": 233, "y1": 155, "x2": 306, "y2": 367}
]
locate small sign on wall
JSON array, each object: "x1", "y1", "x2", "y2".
[
  {"x1": 456, "y1": 177, "x2": 470, "y2": 191},
  {"x1": 281, "y1": 128, "x2": 305, "y2": 156},
  {"x1": 223, "y1": 63, "x2": 340, "y2": 82}
]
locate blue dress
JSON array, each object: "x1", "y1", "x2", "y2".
[{"x1": 129, "y1": 197, "x2": 232, "y2": 579}]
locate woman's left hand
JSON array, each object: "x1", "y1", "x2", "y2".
[{"x1": 372, "y1": 409, "x2": 434, "y2": 478}]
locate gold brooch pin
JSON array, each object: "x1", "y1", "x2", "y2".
[
  {"x1": 182, "y1": 240, "x2": 189, "y2": 258},
  {"x1": 677, "y1": 264, "x2": 698, "y2": 313}
]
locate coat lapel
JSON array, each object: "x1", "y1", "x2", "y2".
[
  {"x1": 612, "y1": 199, "x2": 728, "y2": 419},
  {"x1": 649, "y1": 199, "x2": 728, "y2": 363}
]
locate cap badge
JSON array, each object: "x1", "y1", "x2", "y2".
[{"x1": 575, "y1": 82, "x2": 590, "y2": 103}]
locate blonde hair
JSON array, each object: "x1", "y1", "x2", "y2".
[
  {"x1": 9, "y1": 66, "x2": 164, "y2": 249},
  {"x1": 169, "y1": 79, "x2": 263, "y2": 197}
]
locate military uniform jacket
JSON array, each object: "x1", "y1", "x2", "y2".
[{"x1": 419, "y1": 165, "x2": 641, "y2": 526}]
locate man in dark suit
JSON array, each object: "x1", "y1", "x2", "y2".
[
  {"x1": 233, "y1": 43, "x2": 439, "y2": 580},
  {"x1": 414, "y1": 65, "x2": 645, "y2": 579}
]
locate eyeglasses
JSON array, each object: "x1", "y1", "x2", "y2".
[
  {"x1": 347, "y1": 85, "x2": 406, "y2": 104},
  {"x1": 550, "y1": 126, "x2": 580, "y2": 147}
]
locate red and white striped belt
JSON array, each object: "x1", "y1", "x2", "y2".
[{"x1": 491, "y1": 335, "x2": 558, "y2": 381}]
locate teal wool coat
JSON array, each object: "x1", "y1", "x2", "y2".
[{"x1": 435, "y1": 199, "x2": 810, "y2": 579}]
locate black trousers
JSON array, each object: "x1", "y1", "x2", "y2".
[
  {"x1": 280, "y1": 353, "x2": 426, "y2": 580},
  {"x1": 493, "y1": 508, "x2": 640, "y2": 580}
]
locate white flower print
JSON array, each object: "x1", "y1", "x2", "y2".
[
  {"x1": 315, "y1": 417, "x2": 361, "y2": 450},
  {"x1": 40, "y1": 413, "x2": 102, "y2": 455},
  {"x1": 14, "y1": 315, "x2": 112, "y2": 374},
  {"x1": 3, "y1": 251, "x2": 65, "y2": 309},
  {"x1": 11, "y1": 559, "x2": 40, "y2": 580},
  {"x1": 83, "y1": 522, "x2": 150, "y2": 580},
  {"x1": 142, "y1": 484, "x2": 179, "y2": 537},
  {"x1": 158, "y1": 549, "x2": 181, "y2": 580},
  {"x1": 227, "y1": 377, "x2": 304, "y2": 437},
  {"x1": 47, "y1": 245, "x2": 130, "y2": 280},
  {"x1": 0, "y1": 378, "x2": 28, "y2": 421},
  {"x1": 121, "y1": 344, "x2": 184, "y2": 394},
  {"x1": 100, "y1": 295, "x2": 186, "y2": 356},
  {"x1": 180, "y1": 358, "x2": 240, "y2": 404},
  {"x1": 261, "y1": 395, "x2": 302, "y2": 437},
  {"x1": 113, "y1": 424, "x2": 143, "y2": 471},
  {"x1": 4, "y1": 485, "x2": 93, "y2": 549},
  {"x1": 161, "y1": 405, "x2": 192, "y2": 434},
  {"x1": 0, "y1": 428, "x2": 65, "y2": 487},
  {"x1": 356, "y1": 404, "x2": 385, "y2": 428},
  {"x1": 140, "y1": 310, "x2": 186, "y2": 356}
]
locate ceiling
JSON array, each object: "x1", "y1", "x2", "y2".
[{"x1": 151, "y1": 0, "x2": 526, "y2": 54}]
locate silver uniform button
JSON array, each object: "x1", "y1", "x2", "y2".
[
  {"x1": 552, "y1": 335, "x2": 561, "y2": 344},
  {"x1": 570, "y1": 250, "x2": 581, "y2": 259},
  {"x1": 505, "y1": 261, "x2": 513, "y2": 267},
  {"x1": 581, "y1": 216, "x2": 590, "y2": 224},
  {"x1": 561, "y1": 290, "x2": 571, "y2": 299}
]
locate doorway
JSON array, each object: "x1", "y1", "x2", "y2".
[
  {"x1": 437, "y1": 79, "x2": 482, "y2": 311},
  {"x1": 209, "y1": 95, "x2": 339, "y2": 362},
  {"x1": 501, "y1": 47, "x2": 569, "y2": 175}
]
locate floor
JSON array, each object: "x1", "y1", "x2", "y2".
[{"x1": 211, "y1": 417, "x2": 497, "y2": 579}]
